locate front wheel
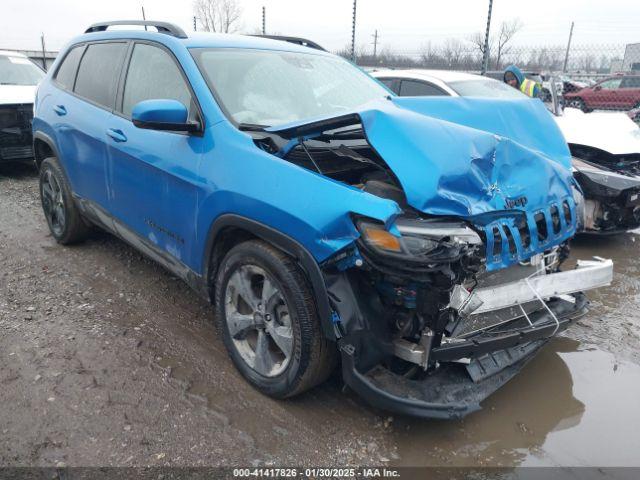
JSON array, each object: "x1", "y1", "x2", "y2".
[{"x1": 214, "y1": 240, "x2": 336, "y2": 398}]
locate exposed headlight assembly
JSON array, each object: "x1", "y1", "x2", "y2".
[{"x1": 357, "y1": 218, "x2": 482, "y2": 259}]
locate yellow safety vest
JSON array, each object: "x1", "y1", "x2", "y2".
[{"x1": 519, "y1": 78, "x2": 538, "y2": 98}]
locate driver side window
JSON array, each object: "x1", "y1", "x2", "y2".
[{"x1": 121, "y1": 43, "x2": 194, "y2": 119}]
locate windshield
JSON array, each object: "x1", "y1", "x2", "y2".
[
  {"x1": 449, "y1": 79, "x2": 525, "y2": 99},
  {"x1": 0, "y1": 55, "x2": 45, "y2": 85},
  {"x1": 191, "y1": 48, "x2": 388, "y2": 127}
]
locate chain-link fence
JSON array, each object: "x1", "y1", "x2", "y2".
[{"x1": 344, "y1": 42, "x2": 640, "y2": 121}]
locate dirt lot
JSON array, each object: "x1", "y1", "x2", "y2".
[{"x1": 2, "y1": 162, "x2": 640, "y2": 469}]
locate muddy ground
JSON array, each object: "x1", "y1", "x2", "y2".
[{"x1": 2, "y1": 162, "x2": 640, "y2": 469}]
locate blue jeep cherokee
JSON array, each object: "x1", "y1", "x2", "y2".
[{"x1": 33, "y1": 21, "x2": 613, "y2": 419}]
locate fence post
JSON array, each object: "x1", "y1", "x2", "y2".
[
  {"x1": 351, "y1": 0, "x2": 357, "y2": 63},
  {"x1": 562, "y1": 22, "x2": 574, "y2": 73},
  {"x1": 481, "y1": 0, "x2": 493, "y2": 75}
]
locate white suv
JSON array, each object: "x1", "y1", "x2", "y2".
[{"x1": 0, "y1": 50, "x2": 45, "y2": 163}]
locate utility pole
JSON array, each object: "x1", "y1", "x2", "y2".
[
  {"x1": 40, "y1": 33, "x2": 46, "y2": 71},
  {"x1": 562, "y1": 21, "x2": 574, "y2": 73},
  {"x1": 193, "y1": 16, "x2": 197, "y2": 31},
  {"x1": 481, "y1": 0, "x2": 493, "y2": 75},
  {"x1": 371, "y1": 29, "x2": 379, "y2": 59},
  {"x1": 350, "y1": 0, "x2": 357, "y2": 63},
  {"x1": 141, "y1": 5, "x2": 147, "y2": 30},
  {"x1": 262, "y1": 6, "x2": 266, "y2": 35}
]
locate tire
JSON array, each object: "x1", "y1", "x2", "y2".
[
  {"x1": 39, "y1": 156, "x2": 90, "y2": 245},
  {"x1": 214, "y1": 240, "x2": 336, "y2": 398},
  {"x1": 568, "y1": 97, "x2": 588, "y2": 112}
]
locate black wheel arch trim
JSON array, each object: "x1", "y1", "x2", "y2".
[
  {"x1": 203, "y1": 214, "x2": 338, "y2": 340},
  {"x1": 33, "y1": 131, "x2": 62, "y2": 169}
]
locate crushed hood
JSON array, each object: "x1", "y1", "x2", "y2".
[
  {"x1": 555, "y1": 107, "x2": 640, "y2": 155},
  {"x1": 269, "y1": 96, "x2": 577, "y2": 270},
  {"x1": 270, "y1": 96, "x2": 575, "y2": 218}
]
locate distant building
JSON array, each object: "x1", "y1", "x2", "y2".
[
  {"x1": 622, "y1": 43, "x2": 640, "y2": 71},
  {"x1": 1, "y1": 48, "x2": 58, "y2": 71}
]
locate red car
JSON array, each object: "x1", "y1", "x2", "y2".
[{"x1": 564, "y1": 75, "x2": 640, "y2": 112}]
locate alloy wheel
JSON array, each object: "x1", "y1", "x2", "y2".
[
  {"x1": 224, "y1": 264, "x2": 294, "y2": 377},
  {"x1": 41, "y1": 169, "x2": 65, "y2": 237}
]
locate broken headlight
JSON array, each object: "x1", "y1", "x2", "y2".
[{"x1": 357, "y1": 218, "x2": 482, "y2": 259}]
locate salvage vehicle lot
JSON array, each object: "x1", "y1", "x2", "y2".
[{"x1": 2, "y1": 163, "x2": 640, "y2": 467}]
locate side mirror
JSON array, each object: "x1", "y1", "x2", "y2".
[
  {"x1": 132, "y1": 99, "x2": 200, "y2": 133},
  {"x1": 594, "y1": 85, "x2": 602, "y2": 91}
]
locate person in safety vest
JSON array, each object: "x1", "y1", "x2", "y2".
[{"x1": 504, "y1": 65, "x2": 541, "y2": 98}]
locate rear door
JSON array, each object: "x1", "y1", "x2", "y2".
[
  {"x1": 588, "y1": 78, "x2": 623, "y2": 110},
  {"x1": 106, "y1": 41, "x2": 204, "y2": 268},
  {"x1": 52, "y1": 41, "x2": 128, "y2": 210}
]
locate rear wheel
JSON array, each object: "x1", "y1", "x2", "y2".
[
  {"x1": 39, "y1": 157, "x2": 90, "y2": 244},
  {"x1": 214, "y1": 240, "x2": 336, "y2": 398}
]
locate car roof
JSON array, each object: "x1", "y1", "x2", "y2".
[
  {"x1": 67, "y1": 28, "x2": 332, "y2": 57},
  {"x1": 373, "y1": 69, "x2": 482, "y2": 82}
]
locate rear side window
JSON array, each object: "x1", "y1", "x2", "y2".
[
  {"x1": 54, "y1": 46, "x2": 83, "y2": 90},
  {"x1": 74, "y1": 42, "x2": 127, "y2": 108},
  {"x1": 121, "y1": 43, "x2": 193, "y2": 118},
  {"x1": 378, "y1": 77, "x2": 400, "y2": 94},
  {"x1": 621, "y1": 77, "x2": 640, "y2": 88},
  {"x1": 400, "y1": 80, "x2": 446, "y2": 96}
]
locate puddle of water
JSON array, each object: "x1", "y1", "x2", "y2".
[{"x1": 392, "y1": 337, "x2": 640, "y2": 467}]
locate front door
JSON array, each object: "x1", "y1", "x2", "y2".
[{"x1": 106, "y1": 41, "x2": 203, "y2": 270}]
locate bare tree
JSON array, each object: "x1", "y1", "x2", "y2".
[
  {"x1": 494, "y1": 18, "x2": 523, "y2": 69},
  {"x1": 193, "y1": 0, "x2": 242, "y2": 33},
  {"x1": 468, "y1": 31, "x2": 493, "y2": 64},
  {"x1": 469, "y1": 18, "x2": 522, "y2": 70},
  {"x1": 442, "y1": 38, "x2": 467, "y2": 68}
]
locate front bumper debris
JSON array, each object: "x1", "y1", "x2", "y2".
[
  {"x1": 449, "y1": 257, "x2": 613, "y2": 316},
  {"x1": 341, "y1": 294, "x2": 588, "y2": 419},
  {"x1": 340, "y1": 258, "x2": 613, "y2": 419}
]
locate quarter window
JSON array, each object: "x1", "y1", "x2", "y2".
[
  {"x1": 74, "y1": 42, "x2": 127, "y2": 108},
  {"x1": 122, "y1": 43, "x2": 193, "y2": 118},
  {"x1": 54, "y1": 45, "x2": 83, "y2": 91}
]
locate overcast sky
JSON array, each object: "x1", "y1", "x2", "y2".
[{"x1": 1, "y1": 0, "x2": 638, "y2": 53}]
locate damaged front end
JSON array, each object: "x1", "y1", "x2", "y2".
[
  {"x1": 248, "y1": 97, "x2": 613, "y2": 418},
  {"x1": 326, "y1": 221, "x2": 611, "y2": 419},
  {"x1": 0, "y1": 103, "x2": 34, "y2": 162},
  {"x1": 571, "y1": 146, "x2": 640, "y2": 233}
]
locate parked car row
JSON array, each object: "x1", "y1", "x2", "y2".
[
  {"x1": 372, "y1": 69, "x2": 640, "y2": 235},
  {"x1": 2, "y1": 22, "x2": 624, "y2": 419}
]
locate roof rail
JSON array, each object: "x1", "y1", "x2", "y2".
[
  {"x1": 250, "y1": 35, "x2": 326, "y2": 52},
  {"x1": 85, "y1": 21, "x2": 187, "y2": 39}
]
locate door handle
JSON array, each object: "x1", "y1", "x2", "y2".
[
  {"x1": 53, "y1": 105, "x2": 67, "y2": 116},
  {"x1": 106, "y1": 128, "x2": 127, "y2": 143}
]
